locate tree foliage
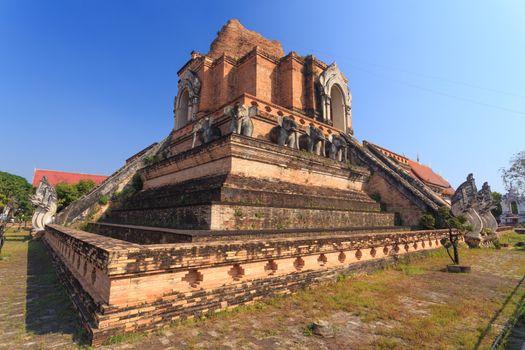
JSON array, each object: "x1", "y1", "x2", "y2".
[
  {"x1": 491, "y1": 191, "x2": 502, "y2": 221},
  {"x1": 437, "y1": 206, "x2": 473, "y2": 265},
  {"x1": 419, "y1": 213, "x2": 436, "y2": 229},
  {"x1": 56, "y1": 179, "x2": 96, "y2": 212},
  {"x1": 0, "y1": 171, "x2": 33, "y2": 218},
  {"x1": 502, "y1": 151, "x2": 525, "y2": 195}
]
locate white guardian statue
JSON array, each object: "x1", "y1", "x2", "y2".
[{"x1": 31, "y1": 176, "x2": 57, "y2": 234}]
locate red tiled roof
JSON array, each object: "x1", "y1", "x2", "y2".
[
  {"x1": 32, "y1": 169, "x2": 108, "y2": 187},
  {"x1": 406, "y1": 159, "x2": 452, "y2": 189},
  {"x1": 368, "y1": 141, "x2": 454, "y2": 196}
]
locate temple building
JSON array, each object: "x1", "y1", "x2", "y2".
[
  {"x1": 173, "y1": 19, "x2": 352, "y2": 134},
  {"x1": 366, "y1": 143, "x2": 454, "y2": 203},
  {"x1": 32, "y1": 169, "x2": 108, "y2": 187},
  {"x1": 500, "y1": 189, "x2": 525, "y2": 225},
  {"x1": 42, "y1": 20, "x2": 456, "y2": 345}
]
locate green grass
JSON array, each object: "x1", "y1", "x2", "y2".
[
  {"x1": 495, "y1": 281, "x2": 525, "y2": 349},
  {"x1": 0, "y1": 228, "x2": 31, "y2": 259},
  {"x1": 2, "y1": 228, "x2": 525, "y2": 349},
  {"x1": 302, "y1": 324, "x2": 314, "y2": 336},
  {"x1": 140, "y1": 246, "x2": 525, "y2": 349},
  {"x1": 396, "y1": 264, "x2": 426, "y2": 276},
  {"x1": 104, "y1": 331, "x2": 147, "y2": 345},
  {"x1": 499, "y1": 230, "x2": 525, "y2": 250}
]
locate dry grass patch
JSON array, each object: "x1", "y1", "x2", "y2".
[{"x1": 2, "y1": 228, "x2": 525, "y2": 350}]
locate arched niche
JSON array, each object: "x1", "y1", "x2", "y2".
[
  {"x1": 173, "y1": 70, "x2": 201, "y2": 130},
  {"x1": 174, "y1": 89, "x2": 189, "y2": 130},
  {"x1": 317, "y1": 63, "x2": 352, "y2": 134},
  {"x1": 330, "y1": 84, "x2": 346, "y2": 131},
  {"x1": 511, "y1": 201, "x2": 519, "y2": 215}
]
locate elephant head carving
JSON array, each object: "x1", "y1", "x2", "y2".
[
  {"x1": 270, "y1": 116, "x2": 299, "y2": 149},
  {"x1": 326, "y1": 133, "x2": 347, "y2": 161},
  {"x1": 299, "y1": 125, "x2": 326, "y2": 156},
  {"x1": 225, "y1": 102, "x2": 255, "y2": 137},
  {"x1": 192, "y1": 117, "x2": 221, "y2": 147}
]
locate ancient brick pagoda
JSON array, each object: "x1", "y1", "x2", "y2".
[{"x1": 43, "y1": 19, "x2": 454, "y2": 345}]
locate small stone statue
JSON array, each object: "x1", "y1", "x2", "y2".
[
  {"x1": 326, "y1": 134, "x2": 347, "y2": 161},
  {"x1": 300, "y1": 125, "x2": 326, "y2": 156},
  {"x1": 191, "y1": 117, "x2": 222, "y2": 147},
  {"x1": 198, "y1": 117, "x2": 222, "y2": 145},
  {"x1": 31, "y1": 176, "x2": 57, "y2": 234},
  {"x1": 225, "y1": 102, "x2": 254, "y2": 137},
  {"x1": 270, "y1": 116, "x2": 299, "y2": 149}
]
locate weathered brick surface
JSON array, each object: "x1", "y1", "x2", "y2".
[
  {"x1": 207, "y1": 19, "x2": 284, "y2": 60},
  {"x1": 211, "y1": 204, "x2": 394, "y2": 230},
  {"x1": 43, "y1": 224, "x2": 453, "y2": 346},
  {"x1": 88, "y1": 222, "x2": 412, "y2": 245},
  {"x1": 182, "y1": 27, "x2": 328, "y2": 120},
  {"x1": 103, "y1": 134, "x2": 392, "y2": 231},
  {"x1": 366, "y1": 172, "x2": 424, "y2": 226},
  {"x1": 113, "y1": 174, "x2": 378, "y2": 212}
]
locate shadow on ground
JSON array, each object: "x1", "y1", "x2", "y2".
[{"x1": 25, "y1": 238, "x2": 88, "y2": 345}]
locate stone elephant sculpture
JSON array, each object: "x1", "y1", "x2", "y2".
[
  {"x1": 326, "y1": 133, "x2": 347, "y2": 161},
  {"x1": 192, "y1": 117, "x2": 221, "y2": 147},
  {"x1": 225, "y1": 102, "x2": 255, "y2": 137},
  {"x1": 299, "y1": 125, "x2": 326, "y2": 156},
  {"x1": 269, "y1": 116, "x2": 299, "y2": 149}
]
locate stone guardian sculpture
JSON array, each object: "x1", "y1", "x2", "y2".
[
  {"x1": 451, "y1": 174, "x2": 498, "y2": 247},
  {"x1": 225, "y1": 102, "x2": 255, "y2": 137},
  {"x1": 31, "y1": 176, "x2": 57, "y2": 234},
  {"x1": 326, "y1": 133, "x2": 348, "y2": 162},
  {"x1": 269, "y1": 116, "x2": 299, "y2": 149},
  {"x1": 299, "y1": 125, "x2": 326, "y2": 156},
  {"x1": 198, "y1": 117, "x2": 222, "y2": 145}
]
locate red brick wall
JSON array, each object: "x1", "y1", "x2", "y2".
[{"x1": 365, "y1": 173, "x2": 424, "y2": 226}]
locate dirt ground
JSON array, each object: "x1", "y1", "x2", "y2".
[{"x1": 0, "y1": 228, "x2": 524, "y2": 350}]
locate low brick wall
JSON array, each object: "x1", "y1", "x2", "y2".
[{"x1": 43, "y1": 224, "x2": 451, "y2": 346}]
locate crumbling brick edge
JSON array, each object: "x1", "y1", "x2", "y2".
[{"x1": 41, "y1": 235, "x2": 440, "y2": 347}]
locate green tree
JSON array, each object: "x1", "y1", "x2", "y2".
[
  {"x1": 491, "y1": 191, "x2": 502, "y2": 221},
  {"x1": 502, "y1": 151, "x2": 525, "y2": 195},
  {"x1": 76, "y1": 179, "x2": 96, "y2": 194},
  {"x1": 0, "y1": 171, "x2": 34, "y2": 218},
  {"x1": 419, "y1": 213, "x2": 436, "y2": 229},
  {"x1": 55, "y1": 180, "x2": 96, "y2": 212},
  {"x1": 437, "y1": 206, "x2": 473, "y2": 265},
  {"x1": 55, "y1": 183, "x2": 79, "y2": 212}
]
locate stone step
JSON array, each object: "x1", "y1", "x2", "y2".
[{"x1": 88, "y1": 222, "x2": 412, "y2": 244}]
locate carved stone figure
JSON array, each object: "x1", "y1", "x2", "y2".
[
  {"x1": 225, "y1": 102, "x2": 255, "y2": 137},
  {"x1": 477, "y1": 182, "x2": 498, "y2": 231},
  {"x1": 269, "y1": 116, "x2": 299, "y2": 149},
  {"x1": 326, "y1": 134, "x2": 347, "y2": 162},
  {"x1": 299, "y1": 125, "x2": 326, "y2": 156},
  {"x1": 31, "y1": 176, "x2": 57, "y2": 233},
  {"x1": 197, "y1": 117, "x2": 222, "y2": 145},
  {"x1": 451, "y1": 174, "x2": 498, "y2": 247}
]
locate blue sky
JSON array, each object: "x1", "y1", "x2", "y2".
[{"x1": 1, "y1": 1, "x2": 524, "y2": 193}]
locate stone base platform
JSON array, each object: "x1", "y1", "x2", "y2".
[
  {"x1": 100, "y1": 134, "x2": 397, "y2": 231},
  {"x1": 43, "y1": 224, "x2": 452, "y2": 346}
]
